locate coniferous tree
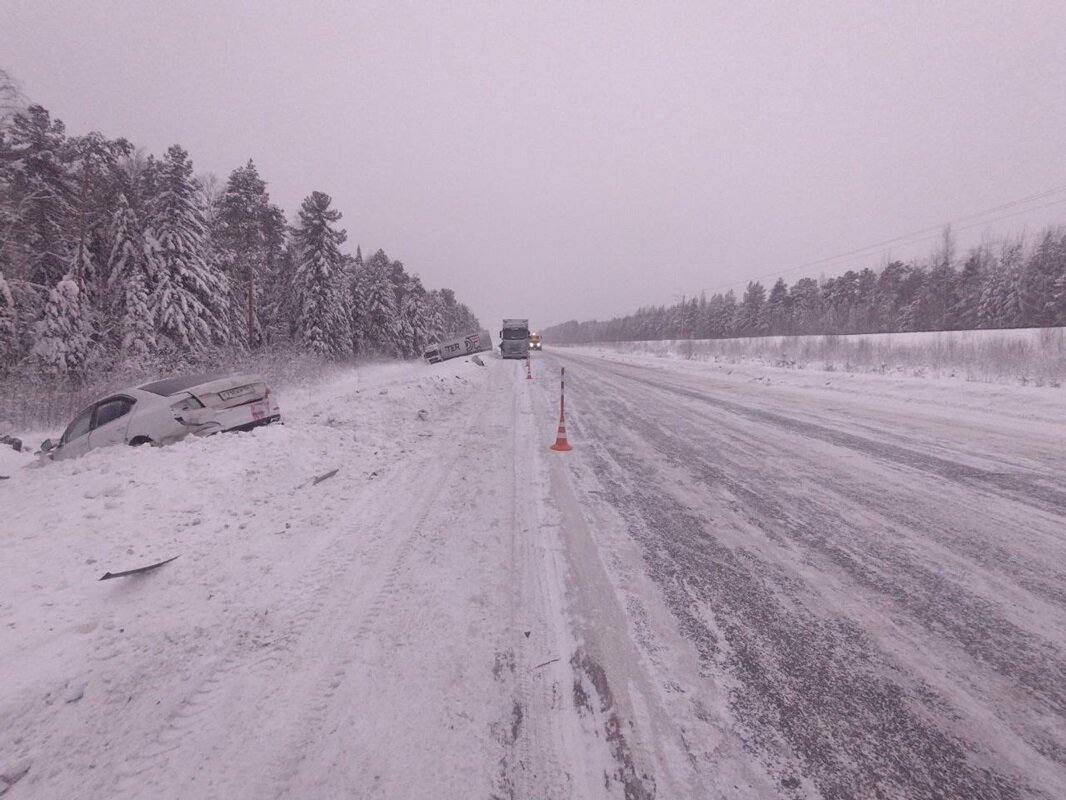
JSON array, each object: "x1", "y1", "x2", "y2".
[
  {"x1": 66, "y1": 131, "x2": 132, "y2": 301},
  {"x1": 399, "y1": 275, "x2": 430, "y2": 357},
  {"x1": 740, "y1": 281, "x2": 767, "y2": 335},
  {"x1": 147, "y1": 144, "x2": 230, "y2": 353},
  {"x1": 953, "y1": 247, "x2": 991, "y2": 330},
  {"x1": 424, "y1": 290, "x2": 446, "y2": 344},
  {"x1": 1023, "y1": 230, "x2": 1066, "y2": 326},
  {"x1": 291, "y1": 191, "x2": 350, "y2": 357},
  {"x1": 107, "y1": 193, "x2": 155, "y2": 359},
  {"x1": 216, "y1": 160, "x2": 286, "y2": 349},
  {"x1": 979, "y1": 262, "x2": 1009, "y2": 328},
  {"x1": 924, "y1": 261, "x2": 958, "y2": 330},
  {"x1": 2, "y1": 105, "x2": 75, "y2": 287},
  {"x1": 0, "y1": 68, "x2": 26, "y2": 127},
  {"x1": 361, "y1": 249, "x2": 399, "y2": 354},
  {"x1": 436, "y1": 287, "x2": 459, "y2": 336},
  {"x1": 0, "y1": 270, "x2": 15, "y2": 372},
  {"x1": 766, "y1": 278, "x2": 790, "y2": 334},
  {"x1": 31, "y1": 274, "x2": 91, "y2": 377},
  {"x1": 998, "y1": 238, "x2": 1028, "y2": 328}
]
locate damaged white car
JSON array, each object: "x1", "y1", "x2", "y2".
[{"x1": 41, "y1": 373, "x2": 282, "y2": 461}]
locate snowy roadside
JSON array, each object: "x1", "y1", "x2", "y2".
[
  {"x1": 562, "y1": 342, "x2": 1065, "y2": 426},
  {"x1": 0, "y1": 357, "x2": 494, "y2": 798},
  {"x1": 577, "y1": 327, "x2": 1066, "y2": 387}
]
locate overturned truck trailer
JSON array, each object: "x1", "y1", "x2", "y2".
[{"x1": 423, "y1": 329, "x2": 493, "y2": 364}]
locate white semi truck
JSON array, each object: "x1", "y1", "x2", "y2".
[
  {"x1": 423, "y1": 329, "x2": 493, "y2": 364},
  {"x1": 499, "y1": 319, "x2": 530, "y2": 359}
]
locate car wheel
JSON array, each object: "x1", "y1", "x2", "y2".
[{"x1": 129, "y1": 436, "x2": 153, "y2": 447}]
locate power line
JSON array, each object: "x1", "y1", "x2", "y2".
[{"x1": 692, "y1": 183, "x2": 1066, "y2": 298}]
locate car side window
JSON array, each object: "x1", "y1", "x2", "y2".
[
  {"x1": 61, "y1": 407, "x2": 94, "y2": 444},
  {"x1": 93, "y1": 397, "x2": 135, "y2": 429}
]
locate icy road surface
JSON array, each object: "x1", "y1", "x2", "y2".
[{"x1": 2, "y1": 351, "x2": 1065, "y2": 799}]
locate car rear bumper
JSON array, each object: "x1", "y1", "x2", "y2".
[{"x1": 225, "y1": 413, "x2": 282, "y2": 433}]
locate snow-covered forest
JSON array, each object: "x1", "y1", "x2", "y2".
[
  {"x1": 544, "y1": 227, "x2": 1066, "y2": 344},
  {"x1": 0, "y1": 75, "x2": 479, "y2": 389}
]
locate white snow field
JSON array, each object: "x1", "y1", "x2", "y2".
[{"x1": 2, "y1": 350, "x2": 1065, "y2": 798}]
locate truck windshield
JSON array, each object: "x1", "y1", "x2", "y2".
[{"x1": 503, "y1": 329, "x2": 529, "y2": 340}]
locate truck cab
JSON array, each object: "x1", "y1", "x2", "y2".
[
  {"x1": 499, "y1": 319, "x2": 530, "y2": 359},
  {"x1": 528, "y1": 332, "x2": 542, "y2": 351}
]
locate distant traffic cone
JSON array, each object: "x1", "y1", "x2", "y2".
[
  {"x1": 550, "y1": 367, "x2": 573, "y2": 451},
  {"x1": 526, "y1": 355, "x2": 533, "y2": 380}
]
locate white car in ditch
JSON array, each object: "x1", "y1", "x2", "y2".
[{"x1": 42, "y1": 373, "x2": 282, "y2": 461}]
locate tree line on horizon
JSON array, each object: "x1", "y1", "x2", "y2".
[
  {"x1": 0, "y1": 84, "x2": 478, "y2": 383},
  {"x1": 544, "y1": 227, "x2": 1066, "y2": 345}
]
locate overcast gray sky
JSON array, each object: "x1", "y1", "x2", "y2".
[{"x1": 3, "y1": 0, "x2": 1065, "y2": 329}]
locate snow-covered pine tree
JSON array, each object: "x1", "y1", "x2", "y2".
[
  {"x1": 146, "y1": 145, "x2": 230, "y2": 354},
  {"x1": 978, "y1": 263, "x2": 1008, "y2": 329},
  {"x1": 424, "y1": 290, "x2": 445, "y2": 345},
  {"x1": 31, "y1": 273, "x2": 91, "y2": 378},
  {"x1": 436, "y1": 288, "x2": 458, "y2": 337},
  {"x1": 0, "y1": 68, "x2": 26, "y2": 127},
  {"x1": 740, "y1": 281, "x2": 767, "y2": 335},
  {"x1": 291, "y1": 191, "x2": 351, "y2": 357},
  {"x1": 66, "y1": 132, "x2": 132, "y2": 306},
  {"x1": 979, "y1": 239, "x2": 1027, "y2": 329},
  {"x1": 348, "y1": 255, "x2": 367, "y2": 355},
  {"x1": 270, "y1": 240, "x2": 301, "y2": 344},
  {"x1": 1023, "y1": 229, "x2": 1066, "y2": 327},
  {"x1": 0, "y1": 270, "x2": 16, "y2": 372},
  {"x1": 387, "y1": 259, "x2": 413, "y2": 356},
  {"x1": 398, "y1": 275, "x2": 429, "y2": 358},
  {"x1": 257, "y1": 203, "x2": 288, "y2": 345},
  {"x1": 360, "y1": 249, "x2": 399, "y2": 355},
  {"x1": 107, "y1": 193, "x2": 155, "y2": 360},
  {"x1": 953, "y1": 246, "x2": 991, "y2": 330},
  {"x1": 216, "y1": 160, "x2": 285, "y2": 349},
  {"x1": 2, "y1": 105, "x2": 76, "y2": 287}
]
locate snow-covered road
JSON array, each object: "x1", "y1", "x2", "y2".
[
  {"x1": 551, "y1": 347, "x2": 1066, "y2": 799},
  {"x1": 2, "y1": 350, "x2": 1064, "y2": 798}
]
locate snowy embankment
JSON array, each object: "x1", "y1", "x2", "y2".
[
  {"x1": 0, "y1": 359, "x2": 499, "y2": 798},
  {"x1": 4, "y1": 345, "x2": 1065, "y2": 798},
  {"x1": 577, "y1": 326, "x2": 1066, "y2": 386}
]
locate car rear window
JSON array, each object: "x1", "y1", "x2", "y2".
[{"x1": 138, "y1": 374, "x2": 223, "y2": 396}]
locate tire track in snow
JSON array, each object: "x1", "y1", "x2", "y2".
[
  {"x1": 108, "y1": 476, "x2": 413, "y2": 798},
  {"x1": 246, "y1": 366, "x2": 511, "y2": 799},
  {"x1": 591, "y1": 355, "x2": 1066, "y2": 515},
  {"x1": 103, "y1": 375, "x2": 494, "y2": 799},
  {"x1": 503, "y1": 370, "x2": 574, "y2": 800},
  {"x1": 556, "y1": 352, "x2": 1065, "y2": 799}
]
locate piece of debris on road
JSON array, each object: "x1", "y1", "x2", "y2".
[
  {"x1": 312, "y1": 468, "x2": 339, "y2": 485},
  {"x1": 99, "y1": 555, "x2": 179, "y2": 581}
]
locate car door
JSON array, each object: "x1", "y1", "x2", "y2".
[
  {"x1": 88, "y1": 396, "x2": 136, "y2": 449},
  {"x1": 54, "y1": 405, "x2": 94, "y2": 460}
]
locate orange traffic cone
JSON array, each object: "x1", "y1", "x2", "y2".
[
  {"x1": 550, "y1": 367, "x2": 573, "y2": 451},
  {"x1": 526, "y1": 356, "x2": 533, "y2": 380},
  {"x1": 550, "y1": 414, "x2": 572, "y2": 451}
]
